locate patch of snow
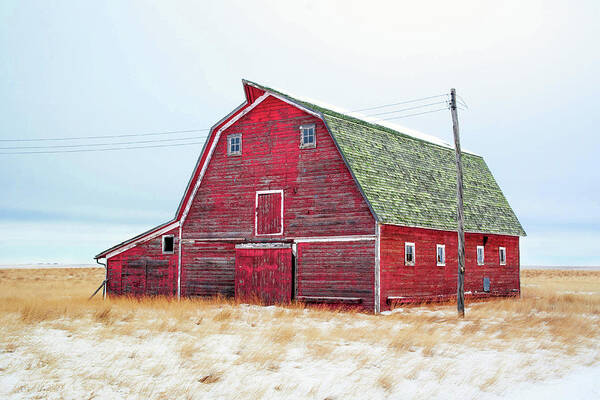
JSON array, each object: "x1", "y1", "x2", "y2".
[
  {"x1": 503, "y1": 364, "x2": 600, "y2": 400},
  {"x1": 1, "y1": 310, "x2": 598, "y2": 399},
  {"x1": 558, "y1": 291, "x2": 598, "y2": 295}
]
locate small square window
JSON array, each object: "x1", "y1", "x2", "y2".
[
  {"x1": 300, "y1": 124, "x2": 316, "y2": 148},
  {"x1": 499, "y1": 247, "x2": 506, "y2": 265},
  {"x1": 405, "y1": 242, "x2": 415, "y2": 266},
  {"x1": 477, "y1": 245, "x2": 485, "y2": 265},
  {"x1": 228, "y1": 133, "x2": 242, "y2": 156},
  {"x1": 436, "y1": 244, "x2": 445, "y2": 266},
  {"x1": 162, "y1": 235, "x2": 174, "y2": 254}
]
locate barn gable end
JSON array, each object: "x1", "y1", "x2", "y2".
[
  {"x1": 181, "y1": 94, "x2": 375, "y2": 239},
  {"x1": 178, "y1": 93, "x2": 377, "y2": 308}
]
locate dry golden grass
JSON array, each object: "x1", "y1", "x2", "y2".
[
  {"x1": 0, "y1": 267, "x2": 599, "y2": 399},
  {"x1": 1, "y1": 268, "x2": 599, "y2": 351}
]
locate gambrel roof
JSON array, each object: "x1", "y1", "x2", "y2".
[
  {"x1": 244, "y1": 80, "x2": 526, "y2": 236},
  {"x1": 96, "y1": 80, "x2": 525, "y2": 259}
]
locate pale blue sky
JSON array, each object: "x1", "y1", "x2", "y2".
[{"x1": 1, "y1": 1, "x2": 598, "y2": 265}]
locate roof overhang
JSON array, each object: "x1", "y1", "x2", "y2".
[{"x1": 95, "y1": 220, "x2": 180, "y2": 260}]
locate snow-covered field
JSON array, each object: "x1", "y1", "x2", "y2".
[{"x1": 0, "y1": 268, "x2": 599, "y2": 399}]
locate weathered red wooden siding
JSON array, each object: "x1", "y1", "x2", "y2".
[
  {"x1": 379, "y1": 224, "x2": 520, "y2": 311},
  {"x1": 296, "y1": 241, "x2": 375, "y2": 310},
  {"x1": 180, "y1": 241, "x2": 237, "y2": 297},
  {"x1": 182, "y1": 95, "x2": 374, "y2": 239},
  {"x1": 244, "y1": 84, "x2": 265, "y2": 103},
  {"x1": 235, "y1": 247, "x2": 292, "y2": 304},
  {"x1": 106, "y1": 227, "x2": 179, "y2": 296}
]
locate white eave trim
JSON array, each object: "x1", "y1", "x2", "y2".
[
  {"x1": 105, "y1": 221, "x2": 180, "y2": 260},
  {"x1": 381, "y1": 221, "x2": 524, "y2": 237}
]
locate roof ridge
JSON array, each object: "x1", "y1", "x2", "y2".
[{"x1": 243, "y1": 79, "x2": 480, "y2": 156}]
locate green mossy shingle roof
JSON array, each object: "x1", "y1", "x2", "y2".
[{"x1": 246, "y1": 81, "x2": 526, "y2": 236}]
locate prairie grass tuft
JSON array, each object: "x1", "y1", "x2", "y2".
[
  {"x1": 377, "y1": 370, "x2": 395, "y2": 392},
  {"x1": 198, "y1": 372, "x2": 222, "y2": 384}
]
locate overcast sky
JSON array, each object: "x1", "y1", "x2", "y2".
[{"x1": 1, "y1": 1, "x2": 598, "y2": 265}]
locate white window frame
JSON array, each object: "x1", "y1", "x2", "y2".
[
  {"x1": 162, "y1": 235, "x2": 175, "y2": 254},
  {"x1": 299, "y1": 124, "x2": 316, "y2": 149},
  {"x1": 477, "y1": 245, "x2": 485, "y2": 266},
  {"x1": 255, "y1": 189, "x2": 284, "y2": 236},
  {"x1": 227, "y1": 133, "x2": 242, "y2": 156},
  {"x1": 499, "y1": 247, "x2": 506, "y2": 265},
  {"x1": 436, "y1": 244, "x2": 446, "y2": 266},
  {"x1": 405, "y1": 242, "x2": 415, "y2": 266}
]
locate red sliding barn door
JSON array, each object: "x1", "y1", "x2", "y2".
[
  {"x1": 235, "y1": 245, "x2": 292, "y2": 304},
  {"x1": 256, "y1": 190, "x2": 283, "y2": 235}
]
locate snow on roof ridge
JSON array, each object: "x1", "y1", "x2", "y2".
[{"x1": 244, "y1": 79, "x2": 479, "y2": 156}]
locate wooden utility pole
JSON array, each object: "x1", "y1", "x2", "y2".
[{"x1": 450, "y1": 88, "x2": 466, "y2": 318}]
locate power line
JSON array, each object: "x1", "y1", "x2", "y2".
[
  {"x1": 366, "y1": 101, "x2": 449, "y2": 117},
  {"x1": 1, "y1": 104, "x2": 453, "y2": 153},
  {"x1": 351, "y1": 94, "x2": 448, "y2": 112},
  {"x1": 0, "y1": 128, "x2": 210, "y2": 143},
  {"x1": 0, "y1": 134, "x2": 208, "y2": 150},
  {"x1": 1, "y1": 107, "x2": 457, "y2": 153},
  {"x1": 0, "y1": 141, "x2": 207, "y2": 155},
  {"x1": 0, "y1": 92, "x2": 467, "y2": 153},
  {"x1": 380, "y1": 107, "x2": 450, "y2": 121}
]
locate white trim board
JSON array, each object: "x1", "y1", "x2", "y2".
[
  {"x1": 374, "y1": 222, "x2": 381, "y2": 313},
  {"x1": 173, "y1": 235, "x2": 375, "y2": 244},
  {"x1": 235, "y1": 243, "x2": 291, "y2": 249},
  {"x1": 381, "y1": 221, "x2": 524, "y2": 237},
  {"x1": 105, "y1": 221, "x2": 180, "y2": 260},
  {"x1": 292, "y1": 235, "x2": 376, "y2": 243},
  {"x1": 182, "y1": 237, "x2": 245, "y2": 243},
  {"x1": 177, "y1": 224, "x2": 182, "y2": 299}
]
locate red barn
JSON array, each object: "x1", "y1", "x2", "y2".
[{"x1": 95, "y1": 80, "x2": 526, "y2": 313}]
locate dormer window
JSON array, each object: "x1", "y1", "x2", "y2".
[
  {"x1": 300, "y1": 124, "x2": 316, "y2": 148},
  {"x1": 228, "y1": 133, "x2": 242, "y2": 156}
]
